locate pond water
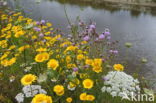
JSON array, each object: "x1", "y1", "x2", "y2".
[{"x1": 8, "y1": 0, "x2": 156, "y2": 83}]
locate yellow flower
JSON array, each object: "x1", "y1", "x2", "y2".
[
  {"x1": 65, "y1": 46, "x2": 78, "y2": 52},
  {"x1": 92, "y1": 58, "x2": 102, "y2": 67},
  {"x1": 1, "y1": 58, "x2": 16, "y2": 67},
  {"x1": 0, "y1": 53, "x2": 8, "y2": 60},
  {"x1": 45, "y1": 31, "x2": 51, "y2": 35},
  {"x1": 1, "y1": 59, "x2": 9, "y2": 67},
  {"x1": 113, "y1": 64, "x2": 124, "y2": 71},
  {"x1": 66, "y1": 97, "x2": 72, "y2": 103},
  {"x1": 35, "y1": 52, "x2": 49, "y2": 62},
  {"x1": 0, "y1": 40, "x2": 8, "y2": 48},
  {"x1": 77, "y1": 54, "x2": 84, "y2": 60},
  {"x1": 8, "y1": 45, "x2": 16, "y2": 50},
  {"x1": 67, "y1": 64, "x2": 76, "y2": 69},
  {"x1": 66, "y1": 56, "x2": 71, "y2": 63},
  {"x1": 53, "y1": 85, "x2": 64, "y2": 96},
  {"x1": 46, "y1": 22, "x2": 52, "y2": 27},
  {"x1": 18, "y1": 45, "x2": 30, "y2": 52},
  {"x1": 81, "y1": 41, "x2": 87, "y2": 45},
  {"x1": 80, "y1": 93, "x2": 87, "y2": 101},
  {"x1": 86, "y1": 95, "x2": 95, "y2": 101},
  {"x1": 82, "y1": 79, "x2": 94, "y2": 89},
  {"x1": 69, "y1": 82, "x2": 76, "y2": 88},
  {"x1": 36, "y1": 47, "x2": 47, "y2": 52},
  {"x1": 92, "y1": 66, "x2": 102, "y2": 73},
  {"x1": 21, "y1": 74, "x2": 37, "y2": 85},
  {"x1": 32, "y1": 94, "x2": 52, "y2": 103},
  {"x1": 42, "y1": 52, "x2": 50, "y2": 61},
  {"x1": 85, "y1": 59, "x2": 93, "y2": 65},
  {"x1": 9, "y1": 57, "x2": 16, "y2": 65},
  {"x1": 14, "y1": 30, "x2": 25, "y2": 38},
  {"x1": 47, "y1": 59, "x2": 59, "y2": 70}
]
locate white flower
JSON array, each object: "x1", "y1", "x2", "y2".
[
  {"x1": 17, "y1": 85, "x2": 47, "y2": 100},
  {"x1": 111, "y1": 91, "x2": 117, "y2": 97},
  {"x1": 39, "y1": 89, "x2": 47, "y2": 94},
  {"x1": 101, "y1": 71, "x2": 140, "y2": 99},
  {"x1": 15, "y1": 93, "x2": 24, "y2": 103},
  {"x1": 24, "y1": 67, "x2": 32, "y2": 72},
  {"x1": 67, "y1": 84, "x2": 76, "y2": 91},
  {"x1": 106, "y1": 87, "x2": 112, "y2": 93},
  {"x1": 101, "y1": 86, "x2": 106, "y2": 92},
  {"x1": 37, "y1": 73, "x2": 47, "y2": 83},
  {"x1": 25, "y1": 92, "x2": 32, "y2": 97}
]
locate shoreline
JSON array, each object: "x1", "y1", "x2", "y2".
[{"x1": 102, "y1": 0, "x2": 156, "y2": 7}]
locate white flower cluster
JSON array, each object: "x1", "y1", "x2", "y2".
[
  {"x1": 15, "y1": 85, "x2": 47, "y2": 103},
  {"x1": 101, "y1": 71, "x2": 140, "y2": 98}
]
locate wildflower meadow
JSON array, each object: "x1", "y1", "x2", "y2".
[{"x1": 0, "y1": 1, "x2": 156, "y2": 103}]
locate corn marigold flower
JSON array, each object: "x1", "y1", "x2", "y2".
[
  {"x1": 14, "y1": 30, "x2": 25, "y2": 38},
  {"x1": 32, "y1": 94, "x2": 52, "y2": 103},
  {"x1": 1, "y1": 57, "x2": 16, "y2": 67},
  {"x1": 92, "y1": 58, "x2": 102, "y2": 67},
  {"x1": 92, "y1": 66, "x2": 102, "y2": 73},
  {"x1": 80, "y1": 93, "x2": 87, "y2": 101},
  {"x1": 66, "y1": 56, "x2": 71, "y2": 63},
  {"x1": 113, "y1": 64, "x2": 124, "y2": 71},
  {"x1": 47, "y1": 59, "x2": 59, "y2": 70},
  {"x1": 35, "y1": 52, "x2": 49, "y2": 62},
  {"x1": 0, "y1": 40, "x2": 8, "y2": 48},
  {"x1": 77, "y1": 54, "x2": 84, "y2": 60},
  {"x1": 53, "y1": 85, "x2": 64, "y2": 96},
  {"x1": 86, "y1": 95, "x2": 95, "y2": 101},
  {"x1": 65, "y1": 46, "x2": 78, "y2": 52},
  {"x1": 82, "y1": 79, "x2": 94, "y2": 89},
  {"x1": 66, "y1": 97, "x2": 72, "y2": 103},
  {"x1": 36, "y1": 47, "x2": 47, "y2": 52},
  {"x1": 85, "y1": 59, "x2": 93, "y2": 65},
  {"x1": 18, "y1": 45, "x2": 30, "y2": 52},
  {"x1": 46, "y1": 22, "x2": 52, "y2": 27},
  {"x1": 21, "y1": 74, "x2": 37, "y2": 86}
]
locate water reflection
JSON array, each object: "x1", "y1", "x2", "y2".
[{"x1": 8, "y1": 0, "x2": 156, "y2": 82}]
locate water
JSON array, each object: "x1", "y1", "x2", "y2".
[{"x1": 8, "y1": 0, "x2": 156, "y2": 83}]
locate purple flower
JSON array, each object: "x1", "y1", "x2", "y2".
[
  {"x1": 104, "y1": 29, "x2": 110, "y2": 36},
  {"x1": 89, "y1": 24, "x2": 96, "y2": 29},
  {"x1": 109, "y1": 50, "x2": 113, "y2": 53},
  {"x1": 102, "y1": 77, "x2": 109, "y2": 81},
  {"x1": 107, "y1": 36, "x2": 111, "y2": 40},
  {"x1": 109, "y1": 50, "x2": 118, "y2": 54},
  {"x1": 99, "y1": 34, "x2": 105, "y2": 40},
  {"x1": 57, "y1": 38, "x2": 61, "y2": 40},
  {"x1": 105, "y1": 31, "x2": 110, "y2": 36},
  {"x1": 39, "y1": 33, "x2": 44, "y2": 37},
  {"x1": 34, "y1": 27, "x2": 41, "y2": 32},
  {"x1": 41, "y1": 20, "x2": 46, "y2": 24},
  {"x1": 36, "y1": 21, "x2": 40, "y2": 25},
  {"x1": 113, "y1": 50, "x2": 118, "y2": 54},
  {"x1": 83, "y1": 36, "x2": 90, "y2": 41},
  {"x1": 73, "y1": 67, "x2": 78, "y2": 72}
]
